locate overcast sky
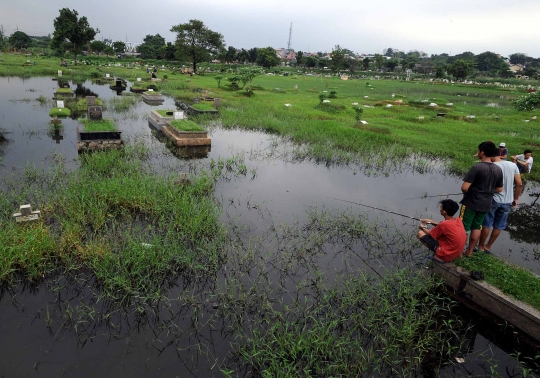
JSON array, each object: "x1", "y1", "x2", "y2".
[{"x1": 2, "y1": 0, "x2": 539, "y2": 57}]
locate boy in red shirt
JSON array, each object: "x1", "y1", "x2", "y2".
[{"x1": 417, "y1": 199, "x2": 467, "y2": 263}]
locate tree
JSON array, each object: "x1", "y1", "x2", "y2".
[
  {"x1": 305, "y1": 55, "x2": 318, "y2": 68},
  {"x1": 256, "y1": 47, "x2": 279, "y2": 68},
  {"x1": 384, "y1": 59, "x2": 398, "y2": 72},
  {"x1": 8, "y1": 31, "x2": 32, "y2": 49},
  {"x1": 225, "y1": 46, "x2": 237, "y2": 63},
  {"x1": 344, "y1": 58, "x2": 359, "y2": 74},
  {"x1": 89, "y1": 40, "x2": 106, "y2": 54},
  {"x1": 362, "y1": 57, "x2": 370, "y2": 70},
  {"x1": 104, "y1": 46, "x2": 114, "y2": 57},
  {"x1": 374, "y1": 54, "x2": 385, "y2": 70},
  {"x1": 112, "y1": 41, "x2": 125, "y2": 54},
  {"x1": 384, "y1": 48, "x2": 394, "y2": 57},
  {"x1": 137, "y1": 34, "x2": 165, "y2": 59},
  {"x1": 447, "y1": 59, "x2": 474, "y2": 80},
  {"x1": 237, "y1": 49, "x2": 249, "y2": 64},
  {"x1": 162, "y1": 42, "x2": 176, "y2": 60},
  {"x1": 330, "y1": 45, "x2": 346, "y2": 72},
  {"x1": 435, "y1": 65, "x2": 446, "y2": 78},
  {"x1": 51, "y1": 8, "x2": 99, "y2": 64},
  {"x1": 509, "y1": 53, "x2": 530, "y2": 65},
  {"x1": 247, "y1": 48, "x2": 258, "y2": 63},
  {"x1": 0, "y1": 27, "x2": 6, "y2": 50},
  {"x1": 296, "y1": 51, "x2": 304, "y2": 67},
  {"x1": 475, "y1": 51, "x2": 507, "y2": 73},
  {"x1": 170, "y1": 19, "x2": 224, "y2": 73}
]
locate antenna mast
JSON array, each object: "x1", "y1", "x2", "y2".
[{"x1": 287, "y1": 22, "x2": 292, "y2": 51}]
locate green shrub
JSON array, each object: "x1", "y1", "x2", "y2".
[{"x1": 514, "y1": 91, "x2": 540, "y2": 111}]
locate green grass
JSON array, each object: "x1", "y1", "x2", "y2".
[
  {"x1": 191, "y1": 102, "x2": 215, "y2": 111},
  {"x1": 49, "y1": 107, "x2": 71, "y2": 117},
  {"x1": 156, "y1": 109, "x2": 175, "y2": 116},
  {"x1": 0, "y1": 147, "x2": 225, "y2": 304},
  {"x1": 55, "y1": 87, "x2": 73, "y2": 94},
  {"x1": 76, "y1": 97, "x2": 103, "y2": 110},
  {"x1": 169, "y1": 119, "x2": 205, "y2": 132},
  {"x1": 79, "y1": 118, "x2": 117, "y2": 132},
  {"x1": 455, "y1": 253, "x2": 540, "y2": 310}
]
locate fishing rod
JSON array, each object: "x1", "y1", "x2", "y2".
[
  {"x1": 407, "y1": 193, "x2": 462, "y2": 200},
  {"x1": 328, "y1": 197, "x2": 437, "y2": 225}
]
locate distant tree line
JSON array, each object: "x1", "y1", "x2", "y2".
[{"x1": 3, "y1": 9, "x2": 540, "y2": 80}]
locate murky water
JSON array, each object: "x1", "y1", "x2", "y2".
[{"x1": 1, "y1": 77, "x2": 539, "y2": 376}]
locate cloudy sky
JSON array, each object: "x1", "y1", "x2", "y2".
[{"x1": 2, "y1": 0, "x2": 539, "y2": 57}]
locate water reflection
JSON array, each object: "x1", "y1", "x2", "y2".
[
  {"x1": 74, "y1": 83, "x2": 99, "y2": 98},
  {"x1": 47, "y1": 122, "x2": 64, "y2": 144},
  {"x1": 507, "y1": 191, "x2": 540, "y2": 245}
]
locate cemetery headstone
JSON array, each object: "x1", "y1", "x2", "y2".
[
  {"x1": 213, "y1": 98, "x2": 221, "y2": 109},
  {"x1": 58, "y1": 70, "x2": 62, "y2": 77},
  {"x1": 86, "y1": 96, "x2": 96, "y2": 106},
  {"x1": 88, "y1": 105, "x2": 103, "y2": 121},
  {"x1": 13, "y1": 204, "x2": 41, "y2": 223},
  {"x1": 137, "y1": 78, "x2": 141, "y2": 81},
  {"x1": 105, "y1": 74, "x2": 110, "y2": 78},
  {"x1": 174, "y1": 111, "x2": 185, "y2": 120},
  {"x1": 57, "y1": 100, "x2": 64, "y2": 108}
]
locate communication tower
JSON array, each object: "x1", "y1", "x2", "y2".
[{"x1": 287, "y1": 22, "x2": 292, "y2": 51}]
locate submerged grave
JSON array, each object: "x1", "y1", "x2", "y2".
[
  {"x1": 142, "y1": 89, "x2": 165, "y2": 105},
  {"x1": 77, "y1": 105, "x2": 123, "y2": 152}
]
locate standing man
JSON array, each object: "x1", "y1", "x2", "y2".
[
  {"x1": 476, "y1": 153, "x2": 522, "y2": 253},
  {"x1": 417, "y1": 199, "x2": 467, "y2": 263},
  {"x1": 512, "y1": 149, "x2": 533, "y2": 174},
  {"x1": 498, "y1": 143, "x2": 508, "y2": 160},
  {"x1": 461, "y1": 141, "x2": 504, "y2": 257}
]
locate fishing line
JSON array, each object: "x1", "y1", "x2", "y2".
[
  {"x1": 407, "y1": 193, "x2": 462, "y2": 200},
  {"x1": 328, "y1": 197, "x2": 437, "y2": 225}
]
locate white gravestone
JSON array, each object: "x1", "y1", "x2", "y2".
[
  {"x1": 174, "y1": 111, "x2": 184, "y2": 120},
  {"x1": 57, "y1": 100, "x2": 64, "y2": 108},
  {"x1": 137, "y1": 78, "x2": 141, "y2": 81},
  {"x1": 105, "y1": 74, "x2": 110, "y2": 78},
  {"x1": 58, "y1": 70, "x2": 62, "y2": 77},
  {"x1": 13, "y1": 204, "x2": 41, "y2": 223}
]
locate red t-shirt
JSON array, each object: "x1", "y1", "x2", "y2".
[{"x1": 430, "y1": 218, "x2": 467, "y2": 261}]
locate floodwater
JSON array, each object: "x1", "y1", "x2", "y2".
[{"x1": 0, "y1": 77, "x2": 539, "y2": 377}]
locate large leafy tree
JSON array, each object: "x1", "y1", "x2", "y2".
[
  {"x1": 170, "y1": 19, "x2": 224, "y2": 73},
  {"x1": 330, "y1": 45, "x2": 346, "y2": 72},
  {"x1": 509, "y1": 53, "x2": 530, "y2": 65},
  {"x1": 8, "y1": 31, "x2": 32, "y2": 49},
  {"x1": 447, "y1": 59, "x2": 474, "y2": 80},
  {"x1": 89, "y1": 40, "x2": 106, "y2": 54},
  {"x1": 256, "y1": 47, "x2": 279, "y2": 68},
  {"x1": 225, "y1": 46, "x2": 237, "y2": 63},
  {"x1": 137, "y1": 34, "x2": 165, "y2": 59},
  {"x1": 112, "y1": 41, "x2": 125, "y2": 54},
  {"x1": 475, "y1": 51, "x2": 508, "y2": 73},
  {"x1": 247, "y1": 48, "x2": 258, "y2": 63},
  {"x1": 51, "y1": 8, "x2": 99, "y2": 64}
]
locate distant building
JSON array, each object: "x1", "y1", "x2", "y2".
[{"x1": 509, "y1": 63, "x2": 525, "y2": 72}]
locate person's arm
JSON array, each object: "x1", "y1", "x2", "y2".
[
  {"x1": 511, "y1": 155, "x2": 517, "y2": 162},
  {"x1": 461, "y1": 182, "x2": 471, "y2": 193},
  {"x1": 418, "y1": 223, "x2": 431, "y2": 236},
  {"x1": 513, "y1": 173, "x2": 523, "y2": 206},
  {"x1": 494, "y1": 186, "x2": 503, "y2": 193}
]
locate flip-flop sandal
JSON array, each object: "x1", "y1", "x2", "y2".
[
  {"x1": 427, "y1": 255, "x2": 446, "y2": 264},
  {"x1": 473, "y1": 246, "x2": 484, "y2": 253},
  {"x1": 484, "y1": 248, "x2": 491, "y2": 254}
]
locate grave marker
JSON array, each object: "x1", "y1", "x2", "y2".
[
  {"x1": 13, "y1": 204, "x2": 41, "y2": 223},
  {"x1": 58, "y1": 70, "x2": 62, "y2": 76},
  {"x1": 137, "y1": 78, "x2": 141, "y2": 81},
  {"x1": 86, "y1": 96, "x2": 96, "y2": 106},
  {"x1": 213, "y1": 98, "x2": 221, "y2": 109},
  {"x1": 174, "y1": 111, "x2": 184, "y2": 120},
  {"x1": 88, "y1": 105, "x2": 103, "y2": 121},
  {"x1": 57, "y1": 100, "x2": 64, "y2": 108},
  {"x1": 105, "y1": 74, "x2": 110, "y2": 78}
]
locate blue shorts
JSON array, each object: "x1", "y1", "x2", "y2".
[{"x1": 482, "y1": 200, "x2": 512, "y2": 230}]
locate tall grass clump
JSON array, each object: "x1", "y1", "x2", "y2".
[{"x1": 0, "y1": 147, "x2": 226, "y2": 304}]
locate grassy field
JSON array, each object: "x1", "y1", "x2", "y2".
[{"x1": 2, "y1": 53, "x2": 539, "y2": 180}]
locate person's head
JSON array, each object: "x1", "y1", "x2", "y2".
[
  {"x1": 439, "y1": 199, "x2": 459, "y2": 217},
  {"x1": 524, "y1": 149, "x2": 532, "y2": 159},
  {"x1": 478, "y1": 141, "x2": 498, "y2": 158}
]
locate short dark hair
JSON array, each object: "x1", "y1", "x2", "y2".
[
  {"x1": 524, "y1": 149, "x2": 532, "y2": 155},
  {"x1": 439, "y1": 199, "x2": 459, "y2": 216},
  {"x1": 478, "y1": 141, "x2": 498, "y2": 157}
]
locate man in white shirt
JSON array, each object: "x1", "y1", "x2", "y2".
[
  {"x1": 476, "y1": 153, "x2": 523, "y2": 253},
  {"x1": 511, "y1": 149, "x2": 533, "y2": 174}
]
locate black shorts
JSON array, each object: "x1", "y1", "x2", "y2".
[{"x1": 420, "y1": 235, "x2": 439, "y2": 253}]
